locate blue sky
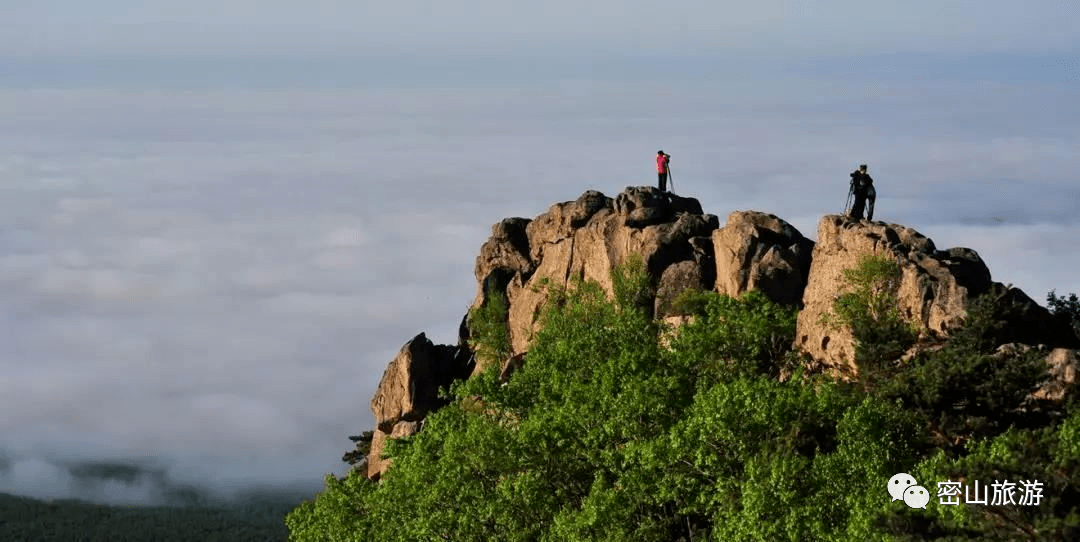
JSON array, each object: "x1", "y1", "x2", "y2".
[{"x1": 1, "y1": 1, "x2": 1078, "y2": 505}]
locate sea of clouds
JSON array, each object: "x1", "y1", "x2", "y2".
[{"x1": 1, "y1": 73, "x2": 1077, "y2": 505}]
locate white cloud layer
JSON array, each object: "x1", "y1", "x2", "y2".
[{"x1": 0, "y1": 70, "x2": 1078, "y2": 504}]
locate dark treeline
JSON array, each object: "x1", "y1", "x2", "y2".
[{"x1": 0, "y1": 491, "x2": 296, "y2": 541}]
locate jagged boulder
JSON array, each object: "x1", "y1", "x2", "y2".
[
  {"x1": 1039, "y1": 348, "x2": 1079, "y2": 403},
  {"x1": 795, "y1": 216, "x2": 989, "y2": 372},
  {"x1": 995, "y1": 344, "x2": 1079, "y2": 405},
  {"x1": 654, "y1": 260, "x2": 708, "y2": 318},
  {"x1": 370, "y1": 333, "x2": 472, "y2": 433},
  {"x1": 366, "y1": 333, "x2": 472, "y2": 478},
  {"x1": 712, "y1": 211, "x2": 814, "y2": 307},
  {"x1": 359, "y1": 192, "x2": 1079, "y2": 482},
  {"x1": 977, "y1": 282, "x2": 1079, "y2": 348},
  {"x1": 474, "y1": 217, "x2": 534, "y2": 308},
  {"x1": 613, "y1": 186, "x2": 704, "y2": 228},
  {"x1": 524, "y1": 190, "x2": 611, "y2": 262},
  {"x1": 500, "y1": 187, "x2": 719, "y2": 353},
  {"x1": 793, "y1": 215, "x2": 1067, "y2": 374}
]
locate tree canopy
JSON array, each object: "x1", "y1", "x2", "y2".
[{"x1": 288, "y1": 256, "x2": 1080, "y2": 541}]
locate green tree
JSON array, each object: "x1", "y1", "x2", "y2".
[
  {"x1": 875, "y1": 292, "x2": 1047, "y2": 451},
  {"x1": 880, "y1": 407, "x2": 1080, "y2": 540},
  {"x1": 820, "y1": 254, "x2": 919, "y2": 371},
  {"x1": 611, "y1": 253, "x2": 654, "y2": 314},
  {"x1": 469, "y1": 284, "x2": 512, "y2": 368},
  {"x1": 286, "y1": 470, "x2": 375, "y2": 542},
  {"x1": 1048, "y1": 289, "x2": 1080, "y2": 339},
  {"x1": 642, "y1": 376, "x2": 922, "y2": 541},
  {"x1": 670, "y1": 289, "x2": 799, "y2": 380},
  {"x1": 874, "y1": 291, "x2": 1076, "y2": 540},
  {"x1": 1047, "y1": 290, "x2": 1080, "y2": 322}
]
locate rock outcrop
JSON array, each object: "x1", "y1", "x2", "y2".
[
  {"x1": 977, "y1": 282, "x2": 1079, "y2": 348},
  {"x1": 654, "y1": 260, "x2": 709, "y2": 318},
  {"x1": 1039, "y1": 348, "x2": 1080, "y2": 403},
  {"x1": 795, "y1": 215, "x2": 1067, "y2": 375},
  {"x1": 366, "y1": 333, "x2": 472, "y2": 479},
  {"x1": 471, "y1": 190, "x2": 817, "y2": 358},
  {"x1": 485, "y1": 187, "x2": 721, "y2": 354},
  {"x1": 712, "y1": 211, "x2": 814, "y2": 307},
  {"x1": 995, "y1": 343, "x2": 1079, "y2": 404},
  {"x1": 353, "y1": 190, "x2": 1075, "y2": 480},
  {"x1": 474, "y1": 217, "x2": 534, "y2": 310},
  {"x1": 363, "y1": 188, "x2": 785, "y2": 479}
]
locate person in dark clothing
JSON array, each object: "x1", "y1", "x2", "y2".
[
  {"x1": 848, "y1": 164, "x2": 876, "y2": 220},
  {"x1": 657, "y1": 150, "x2": 671, "y2": 191}
]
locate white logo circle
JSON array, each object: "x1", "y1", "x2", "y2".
[
  {"x1": 903, "y1": 485, "x2": 930, "y2": 509},
  {"x1": 888, "y1": 472, "x2": 917, "y2": 501}
]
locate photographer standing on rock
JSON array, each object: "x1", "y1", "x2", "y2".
[
  {"x1": 847, "y1": 164, "x2": 876, "y2": 220},
  {"x1": 657, "y1": 150, "x2": 671, "y2": 192}
]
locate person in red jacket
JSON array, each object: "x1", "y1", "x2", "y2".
[{"x1": 656, "y1": 150, "x2": 671, "y2": 191}]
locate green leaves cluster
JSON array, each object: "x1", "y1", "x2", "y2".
[
  {"x1": 611, "y1": 253, "x2": 654, "y2": 313},
  {"x1": 875, "y1": 294, "x2": 1047, "y2": 449},
  {"x1": 468, "y1": 283, "x2": 512, "y2": 367},
  {"x1": 820, "y1": 254, "x2": 919, "y2": 369},
  {"x1": 671, "y1": 288, "x2": 799, "y2": 379},
  {"x1": 1047, "y1": 290, "x2": 1080, "y2": 339},
  {"x1": 1047, "y1": 290, "x2": 1080, "y2": 322}
]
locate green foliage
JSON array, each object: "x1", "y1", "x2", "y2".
[
  {"x1": 1048, "y1": 289, "x2": 1080, "y2": 338},
  {"x1": 286, "y1": 470, "x2": 375, "y2": 542},
  {"x1": 651, "y1": 378, "x2": 921, "y2": 541},
  {"x1": 876, "y1": 292, "x2": 1048, "y2": 450},
  {"x1": 342, "y1": 431, "x2": 374, "y2": 465},
  {"x1": 611, "y1": 253, "x2": 654, "y2": 313},
  {"x1": 292, "y1": 254, "x2": 1080, "y2": 541},
  {"x1": 872, "y1": 291, "x2": 1079, "y2": 540},
  {"x1": 820, "y1": 255, "x2": 919, "y2": 368},
  {"x1": 955, "y1": 287, "x2": 1050, "y2": 353},
  {"x1": 670, "y1": 289, "x2": 798, "y2": 380},
  {"x1": 1047, "y1": 290, "x2": 1080, "y2": 322},
  {"x1": 886, "y1": 407, "x2": 1080, "y2": 540},
  {"x1": 469, "y1": 284, "x2": 512, "y2": 366}
]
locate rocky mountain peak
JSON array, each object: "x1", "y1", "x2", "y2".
[
  {"x1": 355, "y1": 187, "x2": 1077, "y2": 479},
  {"x1": 796, "y1": 214, "x2": 1073, "y2": 376}
]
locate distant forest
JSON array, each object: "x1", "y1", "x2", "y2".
[{"x1": 0, "y1": 491, "x2": 295, "y2": 541}]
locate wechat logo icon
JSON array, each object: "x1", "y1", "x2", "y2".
[{"x1": 889, "y1": 473, "x2": 930, "y2": 509}]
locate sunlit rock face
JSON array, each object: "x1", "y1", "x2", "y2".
[{"x1": 353, "y1": 192, "x2": 1077, "y2": 480}]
